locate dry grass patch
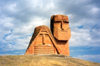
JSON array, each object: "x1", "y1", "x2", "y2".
[{"x1": 0, "y1": 55, "x2": 100, "y2": 66}]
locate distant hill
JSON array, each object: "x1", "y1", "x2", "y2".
[{"x1": 0, "y1": 55, "x2": 100, "y2": 66}]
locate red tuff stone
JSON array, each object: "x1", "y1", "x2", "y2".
[
  {"x1": 25, "y1": 25, "x2": 60, "y2": 55},
  {"x1": 25, "y1": 15, "x2": 71, "y2": 56},
  {"x1": 50, "y1": 15, "x2": 71, "y2": 56}
]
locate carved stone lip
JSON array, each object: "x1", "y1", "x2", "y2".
[
  {"x1": 55, "y1": 28, "x2": 70, "y2": 31},
  {"x1": 56, "y1": 29, "x2": 68, "y2": 32}
]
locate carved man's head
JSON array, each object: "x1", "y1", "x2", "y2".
[{"x1": 50, "y1": 15, "x2": 71, "y2": 41}]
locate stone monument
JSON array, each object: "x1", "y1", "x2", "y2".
[
  {"x1": 50, "y1": 15, "x2": 71, "y2": 56},
  {"x1": 25, "y1": 15, "x2": 71, "y2": 56}
]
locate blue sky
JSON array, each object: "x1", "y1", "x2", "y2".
[{"x1": 0, "y1": 0, "x2": 100, "y2": 63}]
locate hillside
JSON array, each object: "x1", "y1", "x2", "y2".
[{"x1": 0, "y1": 55, "x2": 100, "y2": 66}]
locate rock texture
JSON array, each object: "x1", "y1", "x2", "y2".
[{"x1": 25, "y1": 15, "x2": 71, "y2": 56}]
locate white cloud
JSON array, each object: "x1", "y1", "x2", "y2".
[
  {"x1": 91, "y1": 7, "x2": 99, "y2": 13},
  {"x1": 88, "y1": 6, "x2": 100, "y2": 15},
  {"x1": 29, "y1": 17, "x2": 49, "y2": 27},
  {"x1": 6, "y1": 3, "x2": 17, "y2": 12},
  {"x1": 69, "y1": 28, "x2": 92, "y2": 47},
  {"x1": 0, "y1": 16, "x2": 14, "y2": 27},
  {"x1": 0, "y1": 2, "x2": 18, "y2": 14},
  {"x1": 27, "y1": 0, "x2": 55, "y2": 9},
  {"x1": 69, "y1": 27, "x2": 100, "y2": 47},
  {"x1": 72, "y1": 0, "x2": 91, "y2": 4}
]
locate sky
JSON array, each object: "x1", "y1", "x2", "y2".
[{"x1": 0, "y1": 0, "x2": 100, "y2": 63}]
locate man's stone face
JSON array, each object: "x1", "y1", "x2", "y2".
[{"x1": 53, "y1": 15, "x2": 71, "y2": 41}]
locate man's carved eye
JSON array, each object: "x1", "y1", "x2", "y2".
[
  {"x1": 64, "y1": 21, "x2": 69, "y2": 23},
  {"x1": 55, "y1": 21, "x2": 61, "y2": 23}
]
